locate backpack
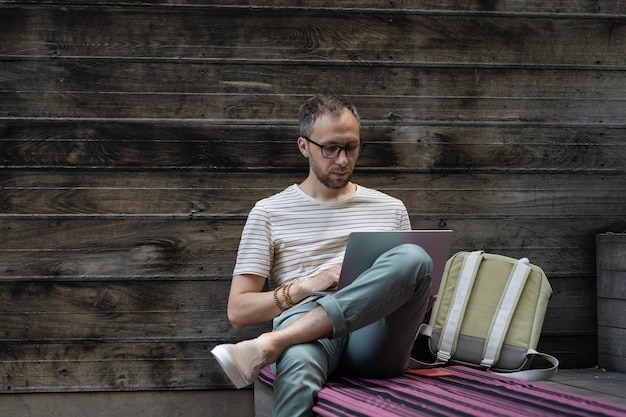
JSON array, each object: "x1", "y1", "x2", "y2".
[{"x1": 409, "y1": 251, "x2": 559, "y2": 381}]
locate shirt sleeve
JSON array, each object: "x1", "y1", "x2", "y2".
[
  {"x1": 232, "y1": 203, "x2": 274, "y2": 278},
  {"x1": 399, "y1": 203, "x2": 411, "y2": 231}
]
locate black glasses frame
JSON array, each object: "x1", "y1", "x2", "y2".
[{"x1": 302, "y1": 136, "x2": 364, "y2": 159}]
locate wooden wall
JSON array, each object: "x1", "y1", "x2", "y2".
[{"x1": 1, "y1": 1, "x2": 625, "y2": 393}]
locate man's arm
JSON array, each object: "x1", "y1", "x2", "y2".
[
  {"x1": 227, "y1": 274, "x2": 278, "y2": 330},
  {"x1": 227, "y1": 267, "x2": 341, "y2": 329}
]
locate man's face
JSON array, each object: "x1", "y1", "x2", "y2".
[{"x1": 303, "y1": 109, "x2": 361, "y2": 190}]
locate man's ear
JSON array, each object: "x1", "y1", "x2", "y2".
[{"x1": 297, "y1": 137, "x2": 309, "y2": 158}]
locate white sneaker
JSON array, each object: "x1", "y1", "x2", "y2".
[{"x1": 211, "y1": 340, "x2": 265, "y2": 389}]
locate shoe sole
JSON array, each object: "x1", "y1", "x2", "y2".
[{"x1": 211, "y1": 345, "x2": 250, "y2": 389}]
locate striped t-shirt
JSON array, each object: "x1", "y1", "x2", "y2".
[{"x1": 233, "y1": 184, "x2": 410, "y2": 288}]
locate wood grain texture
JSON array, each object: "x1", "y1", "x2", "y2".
[
  {"x1": 598, "y1": 326, "x2": 626, "y2": 372},
  {"x1": 1, "y1": 1, "x2": 625, "y2": 392},
  {"x1": 2, "y1": 7, "x2": 625, "y2": 68},
  {"x1": 4, "y1": 92, "x2": 626, "y2": 122},
  {"x1": 2, "y1": 180, "x2": 623, "y2": 217},
  {"x1": 2, "y1": 121, "x2": 624, "y2": 171},
  {"x1": 0, "y1": 340, "x2": 266, "y2": 391},
  {"x1": 1, "y1": 1, "x2": 624, "y2": 15},
  {"x1": 4, "y1": 61, "x2": 626, "y2": 98}
]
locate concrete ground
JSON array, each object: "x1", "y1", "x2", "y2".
[
  {"x1": 0, "y1": 389, "x2": 254, "y2": 417},
  {"x1": 536, "y1": 367, "x2": 626, "y2": 407}
]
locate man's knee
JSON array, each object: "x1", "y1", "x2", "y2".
[{"x1": 387, "y1": 243, "x2": 433, "y2": 278}]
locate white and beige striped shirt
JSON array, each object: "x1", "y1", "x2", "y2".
[{"x1": 233, "y1": 184, "x2": 410, "y2": 289}]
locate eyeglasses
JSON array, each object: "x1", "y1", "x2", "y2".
[{"x1": 302, "y1": 137, "x2": 364, "y2": 159}]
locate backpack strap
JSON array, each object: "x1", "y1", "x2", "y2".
[
  {"x1": 480, "y1": 257, "x2": 532, "y2": 368},
  {"x1": 437, "y1": 250, "x2": 483, "y2": 362},
  {"x1": 490, "y1": 349, "x2": 559, "y2": 381}
]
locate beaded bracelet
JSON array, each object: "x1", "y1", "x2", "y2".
[
  {"x1": 282, "y1": 282, "x2": 296, "y2": 308},
  {"x1": 273, "y1": 286, "x2": 286, "y2": 311}
]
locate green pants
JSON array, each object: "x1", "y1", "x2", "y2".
[{"x1": 271, "y1": 244, "x2": 432, "y2": 417}]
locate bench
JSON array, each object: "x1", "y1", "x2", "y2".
[{"x1": 254, "y1": 365, "x2": 626, "y2": 417}]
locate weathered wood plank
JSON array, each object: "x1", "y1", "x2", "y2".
[
  {"x1": 2, "y1": 309, "x2": 264, "y2": 342},
  {"x1": 598, "y1": 299, "x2": 626, "y2": 329},
  {"x1": 0, "y1": 277, "x2": 596, "y2": 318},
  {"x1": 0, "y1": 284, "x2": 590, "y2": 337},
  {"x1": 0, "y1": 280, "x2": 234, "y2": 314},
  {"x1": 2, "y1": 1, "x2": 625, "y2": 15},
  {"x1": 0, "y1": 218, "x2": 243, "y2": 280},
  {"x1": 596, "y1": 233, "x2": 626, "y2": 373},
  {"x1": 0, "y1": 340, "x2": 264, "y2": 392},
  {"x1": 541, "y1": 275, "x2": 597, "y2": 336},
  {"x1": 0, "y1": 218, "x2": 243, "y2": 249},
  {"x1": 598, "y1": 326, "x2": 626, "y2": 372},
  {"x1": 2, "y1": 7, "x2": 625, "y2": 67},
  {"x1": 1, "y1": 167, "x2": 625, "y2": 218},
  {"x1": 2, "y1": 0, "x2": 625, "y2": 15},
  {"x1": 2, "y1": 122, "x2": 625, "y2": 171},
  {"x1": 0, "y1": 280, "x2": 268, "y2": 350},
  {"x1": 0, "y1": 217, "x2": 621, "y2": 279},
  {"x1": 0, "y1": 216, "x2": 609, "y2": 252},
  {"x1": 537, "y1": 335, "x2": 598, "y2": 369},
  {"x1": 543, "y1": 307, "x2": 597, "y2": 336},
  {"x1": 596, "y1": 233, "x2": 626, "y2": 272},
  {"x1": 597, "y1": 270, "x2": 626, "y2": 299},
  {"x1": 0, "y1": 246, "x2": 602, "y2": 280},
  {"x1": 598, "y1": 355, "x2": 626, "y2": 374},
  {"x1": 2, "y1": 309, "x2": 244, "y2": 342},
  {"x1": 4, "y1": 61, "x2": 626, "y2": 99},
  {"x1": 0, "y1": 249, "x2": 236, "y2": 280},
  {"x1": 3, "y1": 182, "x2": 624, "y2": 218},
  {"x1": 2, "y1": 169, "x2": 625, "y2": 194},
  {"x1": 0, "y1": 277, "x2": 596, "y2": 334},
  {"x1": 4, "y1": 120, "x2": 624, "y2": 145},
  {"x1": 544, "y1": 276, "x2": 596, "y2": 310},
  {"x1": 3, "y1": 92, "x2": 625, "y2": 122}
]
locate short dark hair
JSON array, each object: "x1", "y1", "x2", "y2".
[{"x1": 298, "y1": 94, "x2": 360, "y2": 138}]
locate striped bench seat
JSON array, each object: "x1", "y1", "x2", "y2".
[{"x1": 254, "y1": 365, "x2": 626, "y2": 417}]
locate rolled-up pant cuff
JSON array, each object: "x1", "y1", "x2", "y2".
[{"x1": 316, "y1": 295, "x2": 348, "y2": 337}]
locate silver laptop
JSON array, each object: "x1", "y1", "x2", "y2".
[{"x1": 336, "y1": 230, "x2": 454, "y2": 296}]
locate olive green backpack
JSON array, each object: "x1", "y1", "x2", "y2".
[{"x1": 410, "y1": 251, "x2": 559, "y2": 381}]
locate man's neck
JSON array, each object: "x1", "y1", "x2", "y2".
[{"x1": 298, "y1": 177, "x2": 357, "y2": 202}]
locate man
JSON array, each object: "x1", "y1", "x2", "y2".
[{"x1": 212, "y1": 94, "x2": 432, "y2": 416}]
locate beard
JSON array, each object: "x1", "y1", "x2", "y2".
[{"x1": 311, "y1": 158, "x2": 352, "y2": 189}]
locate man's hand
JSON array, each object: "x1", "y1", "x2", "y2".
[
  {"x1": 297, "y1": 265, "x2": 342, "y2": 295},
  {"x1": 227, "y1": 266, "x2": 342, "y2": 329}
]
